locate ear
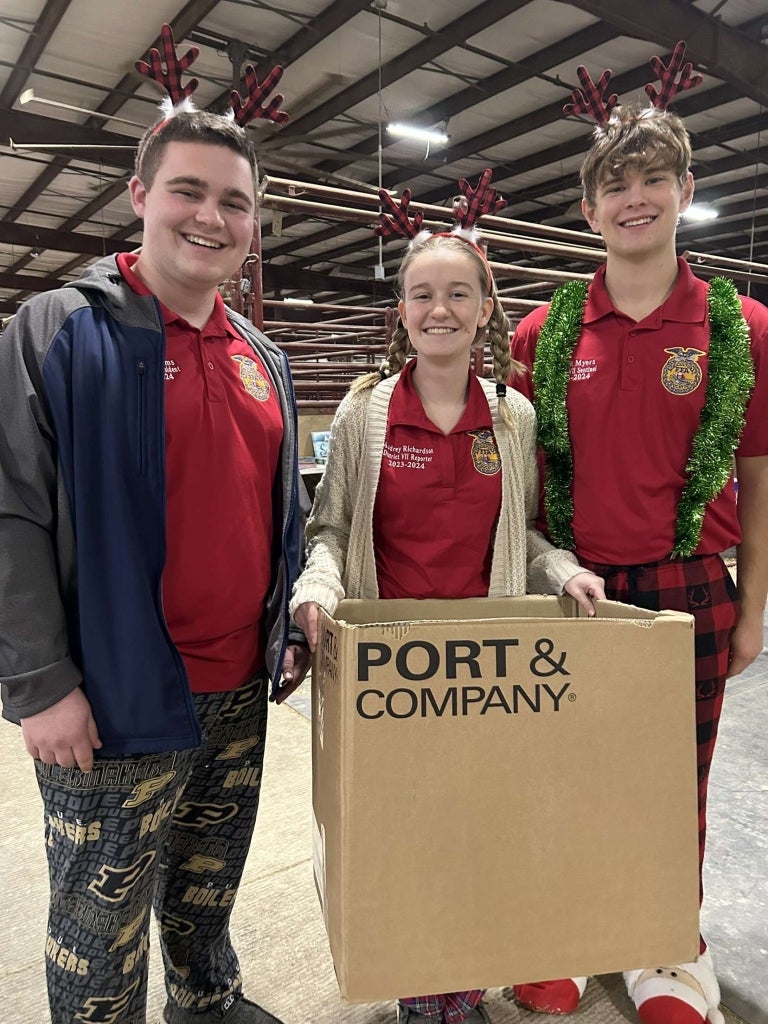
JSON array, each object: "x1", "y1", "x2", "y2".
[
  {"x1": 479, "y1": 296, "x2": 493, "y2": 328},
  {"x1": 128, "y1": 175, "x2": 148, "y2": 219},
  {"x1": 679, "y1": 171, "x2": 695, "y2": 214},
  {"x1": 581, "y1": 196, "x2": 600, "y2": 234},
  {"x1": 397, "y1": 298, "x2": 407, "y2": 327}
]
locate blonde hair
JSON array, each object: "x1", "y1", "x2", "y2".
[
  {"x1": 352, "y1": 233, "x2": 521, "y2": 431},
  {"x1": 580, "y1": 103, "x2": 692, "y2": 206}
]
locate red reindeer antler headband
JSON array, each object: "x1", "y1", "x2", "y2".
[
  {"x1": 135, "y1": 24, "x2": 289, "y2": 126},
  {"x1": 453, "y1": 168, "x2": 507, "y2": 229},
  {"x1": 374, "y1": 188, "x2": 424, "y2": 241},
  {"x1": 374, "y1": 170, "x2": 505, "y2": 294},
  {"x1": 645, "y1": 41, "x2": 703, "y2": 109},
  {"x1": 563, "y1": 40, "x2": 702, "y2": 126}
]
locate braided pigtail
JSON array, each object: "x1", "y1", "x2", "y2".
[
  {"x1": 351, "y1": 320, "x2": 412, "y2": 393},
  {"x1": 487, "y1": 289, "x2": 519, "y2": 432}
]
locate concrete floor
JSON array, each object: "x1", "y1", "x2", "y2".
[
  {"x1": 700, "y1": 641, "x2": 768, "y2": 1024},
  {"x1": 0, "y1": 600, "x2": 765, "y2": 1023}
]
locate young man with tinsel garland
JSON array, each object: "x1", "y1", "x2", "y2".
[{"x1": 509, "y1": 46, "x2": 768, "y2": 1024}]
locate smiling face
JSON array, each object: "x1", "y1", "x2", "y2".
[
  {"x1": 397, "y1": 246, "x2": 493, "y2": 368},
  {"x1": 582, "y1": 162, "x2": 694, "y2": 264},
  {"x1": 128, "y1": 140, "x2": 256, "y2": 309}
]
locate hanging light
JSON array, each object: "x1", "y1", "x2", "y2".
[
  {"x1": 681, "y1": 204, "x2": 718, "y2": 222},
  {"x1": 387, "y1": 122, "x2": 449, "y2": 145}
]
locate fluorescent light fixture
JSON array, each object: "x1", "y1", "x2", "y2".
[
  {"x1": 387, "y1": 122, "x2": 449, "y2": 145},
  {"x1": 283, "y1": 296, "x2": 314, "y2": 305},
  {"x1": 682, "y1": 204, "x2": 718, "y2": 222},
  {"x1": 19, "y1": 89, "x2": 146, "y2": 129}
]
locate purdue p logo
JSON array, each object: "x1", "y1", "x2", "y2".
[
  {"x1": 181, "y1": 854, "x2": 227, "y2": 874},
  {"x1": 74, "y1": 978, "x2": 140, "y2": 1022},
  {"x1": 87, "y1": 852, "x2": 156, "y2": 903},
  {"x1": 160, "y1": 914, "x2": 195, "y2": 939},
  {"x1": 173, "y1": 801, "x2": 239, "y2": 829},
  {"x1": 216, "y1": 738, "x2": 258, "y2": 760},
  {"x1": 122, "y1": 771, "x2": 177, "y2": 808},
  {"x1": 219, "y1": 682, "x2": 262, "y2": 721},
  {"x1": 108, "y1": 908, "x2": 147, "y2": 952}
]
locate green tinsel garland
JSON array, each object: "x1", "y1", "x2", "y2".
[{"x1": 533, "y1": 276, "x2": 754, "y2": 557}]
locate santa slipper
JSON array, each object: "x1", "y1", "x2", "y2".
[{"x1": 624, "y1": 950, "x2": 724, "y2": 1024}]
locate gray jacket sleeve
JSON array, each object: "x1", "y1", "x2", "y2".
[{"x1": 0, "y1": 298, "x2": 82, "y2": 722}]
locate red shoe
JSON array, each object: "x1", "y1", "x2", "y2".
[{"x1": 513, "y1": 978, "x2": 588, "y2": 1014}]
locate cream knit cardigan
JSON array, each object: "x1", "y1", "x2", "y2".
[{"x1": 290, "y1": 373, "x2": 581, "y2": 617}]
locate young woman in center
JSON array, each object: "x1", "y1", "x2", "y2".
[{"x1": 291, "y1": 228, "x2": 604, "y2": 1024}]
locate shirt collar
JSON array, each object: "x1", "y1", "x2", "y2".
[
  {"x1": 584, "y1": 257, "x2": 707, "y2": 327},
  {"x1": 115, "y1": 252, "x2": 236, "y2": 340},
  {"x1": 388, "y1": 358, "x2": 493, "y2": 433}
]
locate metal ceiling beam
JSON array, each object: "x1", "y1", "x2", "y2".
[
  {"x1": 263, "y1": 49, "x2": 679, "y2": 257},
  {"x1": 0, "y1": 109, "x2": 137, "y2": 169},
  {"x1": 0, "y1": 0, "x2": 365, "y2": 289},
  {"x1": 509, "y1": 134, "x2": 767, "y2": 215},
  {"x1": 266, "y1": 264, "x2": 380, "y2": 296},
  {"x1": 278, "y1": 133, "x2": 768, "y2": 277},
  {"x1": 1, "y1": 0, "x2": 220, "y2": 283},
  {"x1": 563, "y1": 0, "x2": 768, "y2": 106},
  {"x1": 99, "y1": 1, "x2": 221, "y2": 120},
  {"x1": 190, "y1": 0, "x2": 373, "y2": 70},
  {"x1": 272, "y1": 0, "x2": 374, "y2": 66},
  {"x1": 264, "y1": 66, "x2": 751, "y2": 262},
  {"x1": 3, "y1": 64, "x2": 747, "y2": 188},
  {"x1": 277, "y1": 0, "x2": 526, "y2": 139},
  {"x1": 0, "y1": 271, "x2": 68, "y2": 292},
  {"x1": 0, "y1": 0, "x2": 73, "y2": 107},
  {"x1": 679, "y1": 219, "x2": 768, "y2": 249},
  {"x1": 3, "y1": 4, "x2": 765, "y2": 306},
  {"x1": 0, "y1": 222, "x2": 135, "y2": 256},
  {"x1": 51, "y1": 215, "x2": 142, "y2": 282},
  {"x1": 309, "y1": 20, "x2": 620, "y2": 171},
  {"x1": 186, "y1": 1, "x2": 376, "y2": 143},
  {"x1": 264, "y1": 10, "x2": 763, "y2": 252},
  {"x1": 379, "y1": 71, "x2": 747, "y2": 198}
]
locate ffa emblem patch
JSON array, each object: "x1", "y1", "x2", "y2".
[
  {"x1": 468, "y1": 430, "x2": 500, "y2": 476},
  {"x1": 660, "y1": 347, "x2": 706, "y2": 395},
  {"x1": 231, "y1": 355, "x2": 270, "y2": 401}
]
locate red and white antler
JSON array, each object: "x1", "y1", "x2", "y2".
[
  {"x1": 563, "y1": 65, "x2": 618, "y2": 125},
  {"x1": 374, "y1": 188, "x2": 425, "y2": 240},
  {"x1": 135, "y1": 24, "x2": 199, "y2": 109},
  {"x1": 646, "y1": 41, "x2": 703, "y2": 110},
  {"x1": 453, "y1": 168, "x2": 506, "y2": 230},
  {"x1": 230, "y1": 64, "x2": 289, "y2": 126}
]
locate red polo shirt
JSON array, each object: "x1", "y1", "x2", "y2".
[
  {"x1": 511, "y1": 259, "x2": 768, "y2": 564},
  {"x1": 373, "y1": 360, "x2": 502, "y2": 599},
  {"x1": 117, "y1": 253, "x2": 283, "y2": 691}
]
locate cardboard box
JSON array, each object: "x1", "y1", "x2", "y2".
[{"x1": 311, "y1": 595, "x2": 700, "y2": 1002}]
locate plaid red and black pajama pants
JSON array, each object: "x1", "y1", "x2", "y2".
[
  {"x1": 399, "y1": 989, "x2": 486, "y2": 1023},
  {"x1": 35, "y1": 673, "x2": 270, "y2": 1024},
  {"x1": 399, "y1": 556, "x2": 737, "y2": 1015},
  {"x1": 577, "y1": 552, "x2": 739, "y2": 899}
]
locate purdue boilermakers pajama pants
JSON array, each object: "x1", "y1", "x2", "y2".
[{"x1": 35, "y1": 672, "x2": 270, "y2": 1024}]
